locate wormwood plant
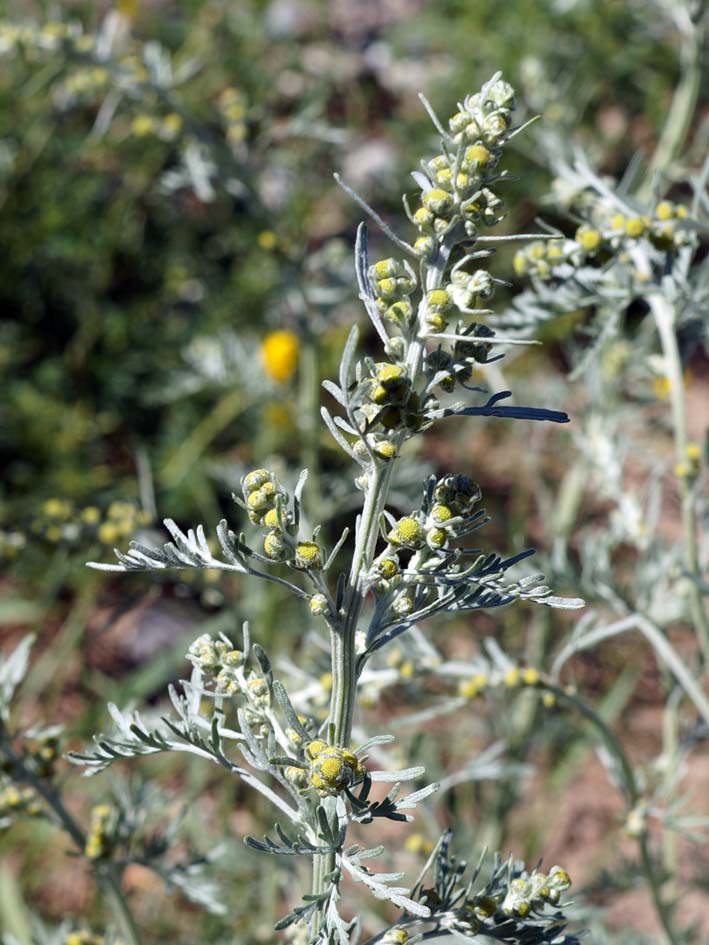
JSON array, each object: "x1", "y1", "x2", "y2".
[{"x1": 2, "y1": 77, "x2": 586, "y2": 944}]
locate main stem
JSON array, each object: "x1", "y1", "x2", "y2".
[
  {"x1": 311, "y1": 239, "x2": 451, "y2": 927},
  {"x1": 649, "y1": 292, "x2": 709, "y2": 666}
]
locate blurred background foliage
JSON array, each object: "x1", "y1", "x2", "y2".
[{"x1": 0, "y1": 0, "x2": 707, "y2": 942}]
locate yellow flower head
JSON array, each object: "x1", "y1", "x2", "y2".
[
  {"x1": 624, "y1": 217, "x2": 645, "y2": 239},
  {"x1": 464, "y1": 144, "x2": 491, "y2": 168},
  {"x1": 258, "y1": 230, "x2": 278, "y2": 251},
  {"x1": 261, "y1": 330, "x2": 300, "y2": 384},
  {"x1": 295, "y1": 541, "x2": 322, "y2": 570},
  {"x1": 388, "y1": 516, "x2": 423, "y2": 548},
  {"x1": 309, "y1": 745, "x2": 363, "y2": 796},
  {"x1": 575, "y1": 226, "x2": 602, "y2": 253}
]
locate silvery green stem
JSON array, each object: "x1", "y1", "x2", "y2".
[
  {"x1": 311, "y1": 238, "x2": 453, "y2": 929},
  {"x1": 649, "y1": 292, "x2": 709, "y2": 667},
  {"x1": 328, "y1": 239, "x2": 453, "y2": 743},
  {"x1": 299, "y1": 327, "x2": 322, "y2": 520},
  {"x1": 103, "y1": 870, "x2": 144, "y2": 945},
  {"x1": 638, "y1": 9, "x2": 701, "y2": 203},
  {"x1": 542, "y1": 683, "x2": 680, "y2": 945}
]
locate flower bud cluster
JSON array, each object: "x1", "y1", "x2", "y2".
[
  {"x1": 186, "y1": 633, "x2": 245, "y2": 694},
  {"x1": 381, "y1": 929, "x2": 409, "y2": 945},
  {"x1": 0, "y1": 20, "x2": 80, "y2": 54},
  {"x1": 0, "y1": 782, "x2": 41, "y2": 821},
  {"x1": 305, "y1": 740, "x2": 365, "y2": 797},
  {"x1": 424, "y1": 323, "x2": 495, "y2": 393},
  {"x1": 410, "y1": 77, "x2": 514, "y2": 256},
  {"x1": 501, "y1": 865, "x2": 571, "y2": 917},
  {"x1": 218, "y1": 86, "x2": 248, "y2": 145},
  {"x1": 458, "y1": 665, "x2": 542, "y2": 700},
  {"x1": 450, "y1": 79, "x2": 516, "y2": 147},
  {"x1": 354, "y1": 362, "x2": 432, "y2": 447},
  {"x1": 513, "y1": 199, "x2": 692, "y2": 283},
  {"x1": 10, "y1": 498, "x2": 149, "y2": 555},
  {"x1": 369, "y1": 474, "x2": 484, "y2": 608},
  {"x1": 62, "y1": 65, "x2": 109, "y2": 99},
  {"x1": 674, "y1": 442, "x2": 702, "y2": 481},
  {"x1": 0, "y1": 20, "x2": 152, "y2": 110},
  {"x1": 84, "y1": 803, "x2": 115, "y2": 860},
  {"x1": 130, "y1": 112, "x2": 183, "y2": 141},
  {"x1": 368, "y1": 258, "x2": 416, "y2": 329},
  {"x1": 19, "y1": 733, "x2": 61, "y2": 780},
  {"x1": 434, "y1": 474, "x2": 482, "y2": 516},
  {"x1": 242, "y1": 469, "x2": 323, "y2": 569},
  {"x1": 65, "y1": 932, "x2": 106, "y2": 945}
]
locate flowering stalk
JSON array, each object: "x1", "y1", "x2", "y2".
[
  {"x1": 80, "y1": 76, "x2": 583, "y2": 944},
  {"x1": 649, "y1": 291, "x2": 709, "y2": 667},
  {"x1": 538, "y1": 682, "x2": 680, "y2": 945}
]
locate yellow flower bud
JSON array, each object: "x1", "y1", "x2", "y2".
[
  {"x1": 459, "y1": 677, "x2": 481, "y2": 700},
  {"x1": 309, "y1": 745, "x2": 363, "y2": 796},
  {"x1": 464, "y1": 144, "x2": 491, "y2": 167},
  {"x1": 422, "y1": 189, "x2": 453, "y2": 216},
  {"x1": 309, "y1": 593, "x2": 329, "y2": 616},
  {"x1": 431, "y1": 504, "x2": 453, "y2": 523},
  {"x1": 625, "y1": 217, "x2": 645, "y2": 238},
  {"x1": 306, "y1": 739, "x2": 328, "y2": 759},
  {"x1": 81, "y1": 506, "x2": 101, "y2": 524},
  {"x1": 427, "y1": 527, "x2": 448, "y2": 549},
  {"x1": 257, "y1": 230, "x2": 278, "y2": 250},
  {"x1": 388, "y1": 516, "x2": 423, "y2": 548},
  {"x1": 262, "y1": 508, "x2": 281, "y2": 529},
  {"x1": 295, "y1": 541, "x2": 322, "y2": 570},
  {"x1": 400, "y1": 660, "x2": 414, "y2": 680},
  {"x1": 376, "y1": 363, "x2": 406, "y2": 387},
  {"x1": 413, "y1": 207, "x2": 434, "y2": 232},
  {"x1": 263, "y1": 530, "x2": 287, "y2": 560},
  {"x1": 98, "y1": 522, "x2": 119, "y2": 545},
  {"x1": 513, "y1": 252, "x2": 527, "y2": 276},
  {"x1": 413, "y1": 236, "x2": 435, "y2": 257},
  {"x1": 576, "y1": 226, "x2": 602, "y2": 253}
]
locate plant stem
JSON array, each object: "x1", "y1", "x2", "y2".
[
  {"x1": 638, "y1": 9, "x2": 702, "y2": 203},
  {"x1": 661, "y1": 688, "x2": 682, "y2": 901},
  {"x1": 649, "y1": 292, "x2": 709, "y2": 667},
  {"x1": 311, "y1": 238, "x2": 453, "y2": 928},
  {"x1": 299, "y1": 326, "x2": 322, "y2": 522},
  {"x1": 543, "y1": 683, "x2": 680, "y2": 945},
  {"x1": 327, "y1": 240, "x2": 449, "y2": 748},
  {"x1": 102, "y1": 869, "x2": 143, "y2": 945}
]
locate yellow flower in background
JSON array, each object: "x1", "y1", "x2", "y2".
[
  {"x1": 257, "y1": 230, "x2": 277, "y2": 251},
  {"x1": 117, "y1": 0, "x2": 140, "y2": 19},
  {"x1": 260, "y1": 330, "x2": 299, "y2": 383},
  {"x1": 131, "y1": 114, "x2": 155, "y2": 137}
]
